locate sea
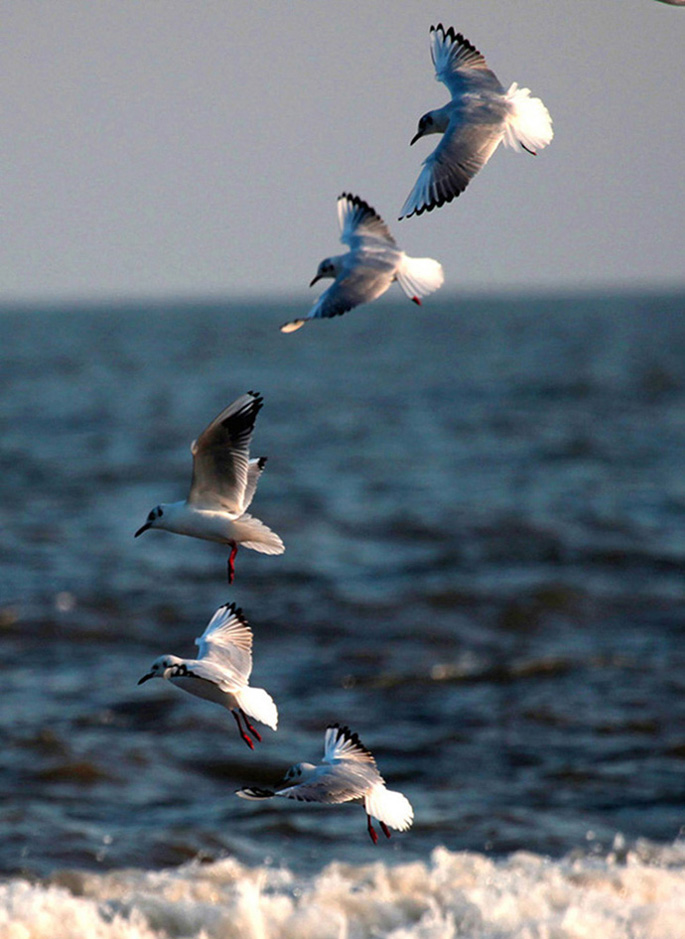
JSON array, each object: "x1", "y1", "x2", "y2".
[{"x1": 1, "y1": 291, "x2": 684, "y2": 937}]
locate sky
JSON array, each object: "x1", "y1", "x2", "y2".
[{"x1": 3, "y1": 1, "x2": 685, "y2": 303}]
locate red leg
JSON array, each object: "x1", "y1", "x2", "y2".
[
  {"x1": 366, "y1": 814, "x2": 378, "y2": 845},
  {"x1": 232, "y1": 709, "x2": 254, "y2": 750},
  {"x1": 380, "y1": 821, "x2": 392, "y2": 839},
  {"x1": 239, "y1": 708, "x2": 262, "y2": 742},
  {"x1": 411, "y1": 296, "x2": 422, "y2": 306},
  {"x1": 227, "y1": 542, "x2": 238, "y2": 584}
]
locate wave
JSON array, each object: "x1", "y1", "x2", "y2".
[{"x1": 2, "y1": 842, "x2": 684, "y2": 938}]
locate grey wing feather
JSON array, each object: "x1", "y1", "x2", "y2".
[
  {"x1": 323, "y1": 724, "x2": 378, "y2": 767},
  {"x1": 195, "y1": 602, "x2": 253, "y2": 681},
  {"x1": 401, "y1": 117, "x2": 504, "y2": 217},
  {"x1": 188, "y1": 392, "x2": 263, "y2": 512},
  {"x1": 242, "y1": 457, "x2": 267, "y2": 512},
  {"x1": 275, "y1": 768, "x2": 368, "y2": 805},
  {"x1": 431, "y1": 25, "x2": 504, "y2": 98},
  {"x1": 308, "y1": 266, "x2": 394, "y2": 321},
  {"x1": 338, "y1": 193, "x2": 397, "y2": 249}
]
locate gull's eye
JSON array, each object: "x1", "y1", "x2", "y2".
[{"x1": 157, "y1": 507, "x2": 164, "y2": 518}]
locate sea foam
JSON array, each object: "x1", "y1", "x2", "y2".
[{"x1": 2, "y1": 842, "x2": 684, "y2": 939}]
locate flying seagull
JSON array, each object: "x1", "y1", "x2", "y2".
[
  {"x1": 236, "y1": 723, "x2": 413, "y2": 843},
  {"x1": 400, "y1": 25, "x2": 553, "y2": 219},
  {"x1": 138, "y1": 602, "x2": 278, "y2": 749},
  {"x1": 281, "y1": 193, "x2": 444, "y2": 332},
  {"x1": 135, "y1": 391, "x2": 284, "y2": 583}
]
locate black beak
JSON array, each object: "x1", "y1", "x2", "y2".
[
  {"x1": 134, "y1": 522, "x2": 151, "y2": 538},
  {"x1": 138, "y1": 672, "x2": 154, "y2": 685},
  {"x1": 309, "y1": 274, "x2": 322, "y2": 287},
  {"x1": 410, "y1": 131, "x2": 421, "y2": 146}
]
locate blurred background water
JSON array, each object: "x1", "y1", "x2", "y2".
[{"x1": 1, "y1": 291, "x2": 685, "y2": 880}]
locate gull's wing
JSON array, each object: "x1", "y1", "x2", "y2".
[
  {"x1": 323, "y1": 724, "x2": 378, "y2": 767},
  {"x1": 273, "y1": 765, "x2": 372, "y2": 805},
  {"x1": 399, "y1": 117, "x2": 504, "y2": 218},
  {"x1": 338, "y1": 193, "x2": 397, "y2": 250},
  {"x1": 238, "y1": 727, "x2": 381, "y2": 805},
  {"x1": 242, "y1": 457, "x2": 267, "y2": 512},
  {"x1": 188, "y1": 391, "x2": 263, "y2": 513},
  {"x1": 430, "y1": 25, "x2": 504, "y2": 98},
  {"x1": 305, "y1": 264, "x2": 395, "y2": 322},
  {"x1": 194, "y1": 602, "x2": 253, "y2": 682}
]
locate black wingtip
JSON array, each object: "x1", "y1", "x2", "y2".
[
  {"x1": 327, "y1": 723, "x2": 375, "y2": 760},
  {"x1": 430, "y1": 24, "x2": 481, "y2": 58},
  {"x1": 219, "y1": 600, "x2": 247, "y2": 623},
  {"x1": 338, "y1": 192, "x2": 381, "y2": 223}
]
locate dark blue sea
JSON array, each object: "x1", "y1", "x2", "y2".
[{"x1": 1, "y1": 292, "x2": 685, "y2": 936}]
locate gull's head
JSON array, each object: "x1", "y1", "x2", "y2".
[
  {"x1": 411, "y1": 110, "x2": 447, "y2": 145},
  {"x1": 283, "y1": 761, "x2": 316, "y2": 783},
  {"x1": 138, "y1": 655, "x2": 180, "y2": 684},
  {"x1": 310, "y1": 258, "x2": 338, "y2": 287},
  {"x1": 135, "y1": 504, "x2": 165, "y2": 537}
]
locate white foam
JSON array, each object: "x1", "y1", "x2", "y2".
[{"x1": 3, "y1": 843, "x2": 685, "y2": 939}]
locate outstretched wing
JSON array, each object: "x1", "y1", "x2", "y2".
[
  {"x1": 338, "y1": 193, "x2": 397, "y2": 249},
  {"x1": 399, "y1": 116, "x2": 504, "y2": 217},
  {"x1": 323, "y1": 724, "x2": 378, "y2": 767},
  {"x1": 274, "y1": 765, "x2": 370, "y2": 805},
  {"x1": 195, "y1": 602, "x2": 253, "y2": 682},
  {"x1": 242, "y1": 457, "x2": 267, "y2": 512},
  {"x1": 430, "y1": 25, "x2": 504, "y2": 98},
  {"x1": 188, "y1": 391, "x2": 263, "y2": 513},
  {"x1": 304, "y1": 265, "x2": 394, "y2": 322}
]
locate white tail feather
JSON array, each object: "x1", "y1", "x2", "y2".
[
  {"x1": 233, "y1": 513, "x2": 285, "y2": 555},
  {"x1": 395, "y1": 256, "x2": 445, "y2": 301},
  {"x1": 502, "y1": 82, "x2": 553, "y2": 153},
  {"x1": 365, "y1": 784, "x2": 414, "y2": 832},
  {"x1": 235, "y1": 685, "x2": 278, "y2": 730}
]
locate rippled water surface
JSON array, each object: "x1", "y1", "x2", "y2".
[{"x1": 1, "y1": 292, "x2": 684, "y2": 878}]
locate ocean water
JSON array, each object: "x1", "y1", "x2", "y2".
[{"x1": 1, "y1": 292, "x2": 685, "y2": 936}]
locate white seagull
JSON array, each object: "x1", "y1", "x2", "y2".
[
  {"x1": 137, "y1": 602, "x2": 278, "y2": 749},
  {"x1": 400, "y1": 25, "x2": 553, "y2": 219},
  {"x1": 280, "y1": 193, "x2": 444, "y2": 332},
  {"x1": 236, "y1": 723, "x2": 414, "y2": 843},
  {"x1": 134, "y1": 391, "x2": 284, "y2": 583}
]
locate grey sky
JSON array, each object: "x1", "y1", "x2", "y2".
[{"x1": 4, "y1": 1, "x2": 684, "y2": 302}]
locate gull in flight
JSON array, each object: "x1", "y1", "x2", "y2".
[
  {"x1": 134, "y1": 391, "x2": 284, "y2": 584},
  {"x1": 280, "y1": 193, "x2": 444, "y2": 332},
  {"x1": 236, "y1": 723, "x2": 414, "y2": 843},
  {"x1": 400, "y1": 25, "x2": 553, "y2": 219},
  {"x1": 138, "y1": 602, "x2": 278, "y2": 749}
]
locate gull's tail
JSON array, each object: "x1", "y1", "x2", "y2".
[
  {"x1": 235, "y1": 685, "x2": 278, "y2": 731},
  {"x1": 365, "y1": 784, "x2": 414, "y2": 832},
  {"x1": 395, "y1": 256, "x2": 445, "y2": 303},
  {"x1": 234, "y1": 513, "x2": 285, "y2": 555},
  {"x1": 502, "y1": 82, "x2": 553, "y2": 154}
]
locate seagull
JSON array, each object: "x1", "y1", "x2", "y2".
[
  {"x1": 400, "y1": 25, "x2": 553, "y2": 219},
  {"x1": 137, "y1": 602, "x2": 278, "y2": 749},
  {"x1": 134, "y1": 391, "x2": 284, "y2": 583},
  {"x1": 236, "y1": 723, "x2": 414, "y2": 843},
  {"x1": 280, "y1": 193, "x2": 444, "y2": 332}
]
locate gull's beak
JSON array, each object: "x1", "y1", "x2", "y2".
[
  {"x1": 410, "y1": 131, "x2": 422, "y2": 146},
  {"x1": 134, "y1": 521, "x2": 151, "y2": 538},
  {"x1": 309, "y1": 274, "x2": 322, "y2": 287},
  {"x1": 138, "y1": 672, "x2": 154, "y2": 685}
]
